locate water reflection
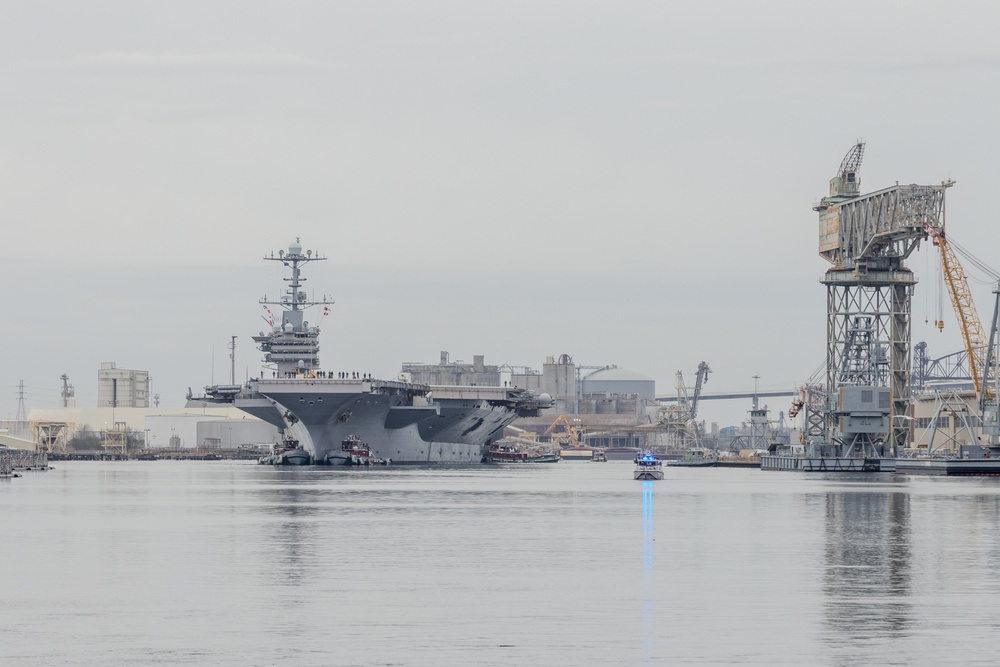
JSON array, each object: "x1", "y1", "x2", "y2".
[
  {"x1": 823, "y1": 486, "x2": 912, "y2": 649},
  {"x1": 253, "y1": 478, "x2": 323, "y2": 587},
  {"x1": 641, "y1": 480, "x2": 654, "y2": 662}
]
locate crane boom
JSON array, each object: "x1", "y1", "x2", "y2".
[
  {"x1": 675, "y1": 371, "x2": 690, "y2": 413},
  {"x1": 542, "y1": 415, "x2": 580, "y2": 447},
  {"x1": 930, "y1": 230, "x2": 994, "y2": 402},
  {"x1": 689, "y1": 362, "x2": 711, "y2": 420}
]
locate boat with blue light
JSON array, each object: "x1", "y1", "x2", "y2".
[{"x1": 633, "y1": 453, "x2": 664, "y2": 480}]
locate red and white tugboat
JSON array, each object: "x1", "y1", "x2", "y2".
[
  {"x1": 325, "y1": 435, "x2": 390, "y2": 466},
  {"x1": 258, "y1": 436, "x2": 311, "y2": 466}
]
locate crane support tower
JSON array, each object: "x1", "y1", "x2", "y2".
[{"x1": 813, "y1": 142, "x2": 953, "y2": 453}]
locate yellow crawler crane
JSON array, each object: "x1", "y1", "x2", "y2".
[
  {"x1": 927, "y1": 228, "x2": 995, "y2": 403},
  {"x1": 542, "y1": 415, "x2": 581, "y2": 448}
]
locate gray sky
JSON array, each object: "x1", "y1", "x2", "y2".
[{"x1": 2, "y1": 1, "x2": 998, "y2": 427}]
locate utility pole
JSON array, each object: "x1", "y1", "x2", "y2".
[{"x1": 60, "y1": 374, "x2": 75, "y2": 408}]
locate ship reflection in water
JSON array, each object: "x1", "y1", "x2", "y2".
[
  {"x1": 822, "y1": 488, "x2": 912, "y2": 649},
  {"x1": 254, "y1": 480, "x2": 324, "y2": 588}
]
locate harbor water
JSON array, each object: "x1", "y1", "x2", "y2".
[{"x1": 4, "y1": 462, "x2": 1000, "y2": 665}]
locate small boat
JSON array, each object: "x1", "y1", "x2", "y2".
[
  {"x1": 633, "y1": 453, "x2": 664, "y2": 480},
  {"x1": 259, "y1": 437, "x2": 312, "y2": 465},
  {"x1": 325, "y1": 435, "x2": 391, "y2": 466},
  {"x1": 591, "y1": 449, "x2": 608, "y2": 463},
  {"x1": 667, "y1": 447, "x2": 719, "y2": 468},
  {"x1": 483, "y1": 442, "x2": 560, "y2": 464}
]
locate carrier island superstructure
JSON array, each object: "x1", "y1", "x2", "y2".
[{"x1": 190, "y1": 239, "x2": 551, "y2": 464}]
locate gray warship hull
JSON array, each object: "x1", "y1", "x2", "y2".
[
  {"x1": 222, "y1": 379, "x2": 543, "y2": 464},
  {"x1": 185, "y1": 239, "x2": 549, "y2": 464}
]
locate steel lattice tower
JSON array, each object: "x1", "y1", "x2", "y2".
[
  {"x1": 814, "y1": 143, "x2": 951, "y2": 453},
  {"x1": 15, "y1": 379, "x2": 26, "y2": 421}
]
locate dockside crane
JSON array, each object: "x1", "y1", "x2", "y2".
[
  {"x1": 981, "y1": 285, "x2": 1000, "y2": 443},
  {"x1": 542, "y1": 415, "x2": 581, "y2": 448},
  {"x1": 925, "y1": 228, "x2": 998, "y2": 408},
  {"x1": 654, "y1": 361, "x2": 711, "y2": 450},
  {"x1": 923, "y1": 229, "x2": 1000, "y2": 445},
  {"x1": 811, "y1": 141, "x2": 951, "y2": 453},
  {"x1": 689, "y1": 361, "x2": 711, "y2": 422}
]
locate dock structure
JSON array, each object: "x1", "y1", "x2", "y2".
[{"x1": 0, "y1": 447, "x2": 49, "y2": 475}]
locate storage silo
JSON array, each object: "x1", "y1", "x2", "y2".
[{"x1": 581, "y1": 367, "x2": 655, "y2": 402}]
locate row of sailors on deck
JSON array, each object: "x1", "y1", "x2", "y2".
[{"x1": 271, "y1": 370, "x2": 373, "y2": 380}]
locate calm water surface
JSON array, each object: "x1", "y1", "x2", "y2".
[{"x1": 3, "y1": 461, "x2": 1000, "y2": 666}]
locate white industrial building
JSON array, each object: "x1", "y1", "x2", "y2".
[
  {"x1": 145, "y1": 414, "x2": 278, "y2": 450},
  {"x1": 97, "y1": 362, "x2": 151, "y2": 408},
  {"x1": 26, "y1": 407, "x2": 279, "y2": 452}
]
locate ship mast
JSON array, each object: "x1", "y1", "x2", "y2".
[{"x1": 256, "y1": 239, "x2": 334, "y2": 375}]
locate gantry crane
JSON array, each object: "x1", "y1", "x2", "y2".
[
  {"x1": 812, "y1": 142, "x2": 952, "y2": 453},
  {"x1": 655, "y1": 361, "x2": 711, "y2": 450}
]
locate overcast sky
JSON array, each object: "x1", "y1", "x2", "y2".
[{"x1": 2, "y1": 1, "x2": 999, "y2": 428}]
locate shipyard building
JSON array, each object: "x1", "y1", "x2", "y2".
[
  {"x1": 401, "y1": 352, "x2": 499, "y2": 386},
  {"x1": 20, "y1": 363, "x2": 279, "y2": 454},
  {"x1": 98, "y1": 362, "x2": 150, "y2": 408},
  {"x1": 511, "y1": 354, "x2": 658, "y2": 449},
  {"x1": 907, "y1": 389, "x2": 981, "y2": 454},
  {"x1": 27, "y1": 407, "x2": 279, "y2": 453},
  {"x1": 402, "y1": 352, "x2": 659, "y2": 450}
]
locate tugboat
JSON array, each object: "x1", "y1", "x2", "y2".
[
  {"x1": 325, "y1": 435, "x2": 391, "y2": 466},
  {"x1": 258, "y1": 436, "x2": 311, "y2": 466},
  {"x1": 633, "y1": 452, "x2": 664, "y2": 480},
  {"x1": 483, "y1": 442, "x2": 560, "y2": 464}
]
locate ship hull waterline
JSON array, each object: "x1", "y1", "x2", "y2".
[{"x1": 237, "y1": 379, "x2": 534, "y2": 465}]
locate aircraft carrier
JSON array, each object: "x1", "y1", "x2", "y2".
[{"x1": 188, "y1": 239, "x2": 550, "y2": 464}]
